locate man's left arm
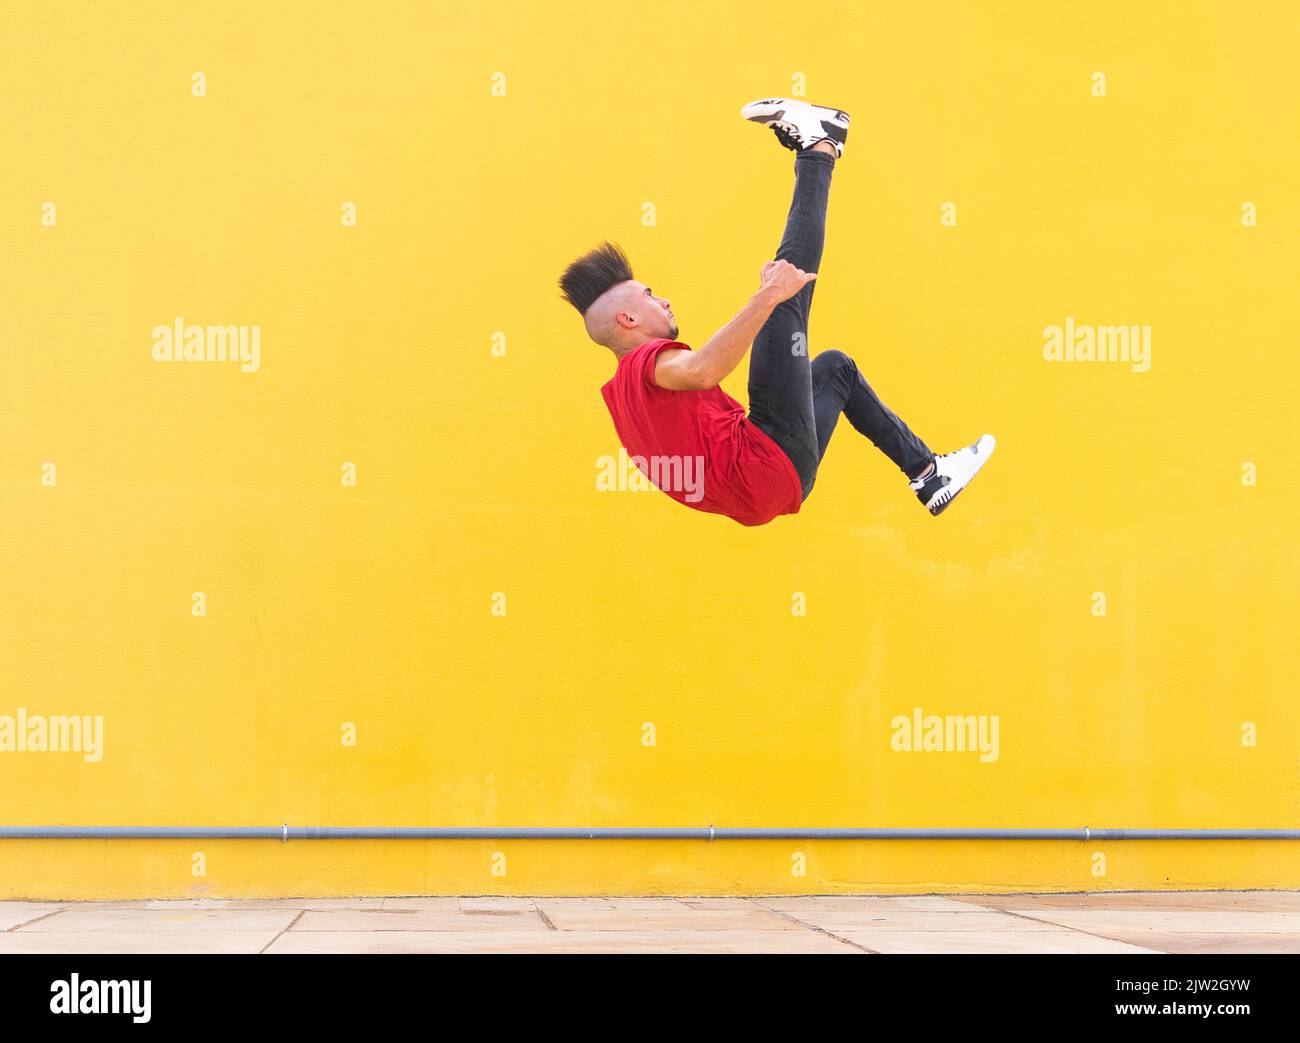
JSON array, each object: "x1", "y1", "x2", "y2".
[{"x1": 653, "y1": 259, "x2": 815, "y2": 391}]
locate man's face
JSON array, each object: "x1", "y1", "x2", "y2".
[{"x1": 624, "y1": 280, "x2": 677, "y2": 341}]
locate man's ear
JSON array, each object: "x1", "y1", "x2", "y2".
[{"x1": 615, "y1": 311, "x2": 636, "y2": 329}]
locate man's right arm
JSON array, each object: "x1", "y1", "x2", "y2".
[{"x1": 654, "y1": 259, "x2": 816, "y2": 391}]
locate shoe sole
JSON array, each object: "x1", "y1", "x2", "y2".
[{"x1": 928, "y1": 435, "x2": 996, "y2": 516}]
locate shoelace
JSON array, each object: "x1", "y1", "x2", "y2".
[{"x1": 772, "y1": 124, "x2": 801, "y2": 151}]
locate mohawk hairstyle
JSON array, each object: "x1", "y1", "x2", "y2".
[{"x1": 558, "y1": 241, "x2": 634, "y2": 315}]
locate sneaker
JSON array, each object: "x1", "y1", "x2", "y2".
[
  {"x1": 741, "y1": 98, "x2": 850, "y2": 157},
  {"x1": 909, "y1": 434, "x2": 997, "y2": 516}
]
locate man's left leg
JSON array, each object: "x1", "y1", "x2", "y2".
[{"x1": 746, "y1": 148, "x2": 837, "y2": 499}]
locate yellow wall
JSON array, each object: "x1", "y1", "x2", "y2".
[{"x1": 2, "y1": 1, "x2": 1298, "y2": 899}]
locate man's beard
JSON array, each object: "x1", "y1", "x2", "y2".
[{"x1": 667, "y1": 319, "x2": 678, "y2": 339}]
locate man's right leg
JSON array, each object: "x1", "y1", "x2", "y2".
[
  {"x1": 809, "y1": 349, "x2": 934, "y2": 480},
  {"x1": 809, "y1": 349, "x2": 997, "y2": 516},
  {"x1": 746, "y1": 149, "x2": 837, "y2": 499}
]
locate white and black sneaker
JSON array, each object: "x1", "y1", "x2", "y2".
[
  {"x1": 741, "y1": 98, "x2": 850, "y2": 157},
  {"x1": 909, "y1": 434, "x2": 996, "y2": 516}
]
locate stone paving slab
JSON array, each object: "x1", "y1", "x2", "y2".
[
  {"x1": 16, "y1": 908, "x2": 300, "y2": 933},
  {"x1": 534, "y1": 904, "x2": 800, "y2": 932},
  {"x1": 0, "y1": 892, "x2": 1295, "y2": 953},
  {"x1": 0, "y1": 930, "x2": 276, "y2": 954},
  {"x1": 264, "y1": 928, "x2": 859, "y2": 954},
  {"x1": 777, "y1": 910, "x2": 1070, "y2": 932},
  {"x1": 1101, "y1": 933, "x2": 1300, "y2": 954},
  {"x1": 0, "y1": 903, "x2": 66, "y2": 931},
  {"x1": 960, "y1": 891, "x2": 1300, "y2": 912},
  {"x1": 996, "y1": 910, "x2": 1300, "y2": 934},
  {"x1": 291, "y1": 909, "x2": 548, "y2": 932},
  {"x1": 836, "y1": 930, "x2": 1160, "y2": 954}
]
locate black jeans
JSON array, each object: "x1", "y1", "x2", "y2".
[{"x1": 747, "y1": 150, "x2": 934, "y2": 501}]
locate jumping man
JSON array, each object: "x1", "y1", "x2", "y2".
[{"x1": 559, "y1": 98, "x2": 996, "y2": 527}]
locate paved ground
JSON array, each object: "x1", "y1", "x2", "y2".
[{"x1": 2, "y1": 891, "x2": 1298, "y2": 953}]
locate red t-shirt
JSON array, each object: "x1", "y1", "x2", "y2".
[{"x1": 600, "y1": 339, "x2": 803, "y2": 527}]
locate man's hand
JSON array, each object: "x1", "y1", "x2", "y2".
[
  {"x1": 653, "y1": 260, "x2": 815, "y2": 392},
  {"x1": 759, "y1": 259, "x2": 816, "y2": 303}
]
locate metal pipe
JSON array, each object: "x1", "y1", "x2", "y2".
[{"x1": 1, "y1": 826, "x2": 1298, "y2": 841}]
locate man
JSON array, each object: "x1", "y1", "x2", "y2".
[{"x1": 559, "y1": 98, "x2": 995, "y2": 527}]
